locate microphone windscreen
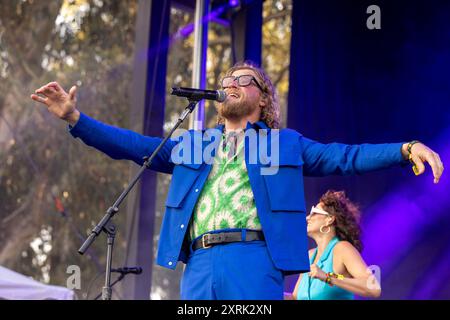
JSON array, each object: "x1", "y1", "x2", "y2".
[{"x1": 216, "y1": 90, "x2": 227, "y2": 102}]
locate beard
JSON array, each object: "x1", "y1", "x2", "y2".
[{"x1": 217, "y1": 96, "x2": 258, "y2": 120}]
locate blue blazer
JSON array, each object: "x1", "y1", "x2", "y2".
[{"x1": 70, "y1": 112, "x2": 406, "y2": 273}]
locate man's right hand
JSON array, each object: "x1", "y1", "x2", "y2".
[{"x1": 31, "y1": 82, "x2": 80, "y2": 126}]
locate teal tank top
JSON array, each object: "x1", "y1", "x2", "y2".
[{"x1": 296, "y1": 237, "x2": 354, "y2": 300}]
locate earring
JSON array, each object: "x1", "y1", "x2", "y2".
[{"x1": 320, "y1": 225, "x2": 331, "y2": 234}]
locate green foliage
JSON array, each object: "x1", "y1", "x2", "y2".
[{"x1": 0, "y1": 0, "x2": 137, "y2": 299}]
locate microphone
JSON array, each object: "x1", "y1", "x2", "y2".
[
  {"x1": 111, "y1": 267, "x2": 143, "y2": 275},
  {"x1": 171, "y1": 87, "x2": 227, "y2": 102}
]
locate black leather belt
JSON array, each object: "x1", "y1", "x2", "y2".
[{"x1": 192, "y1": 230, "x2": 265, "y2": 251}]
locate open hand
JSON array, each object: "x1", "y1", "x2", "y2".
[
  {"x1": 31, "y1": 82, "x2": 80, "y2": 125},
  {"x1": 402, "y1": 142, "x2": 444, "y2": 184}
]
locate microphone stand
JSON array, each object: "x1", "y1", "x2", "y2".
[
  {"x1": 93, "y1": 267, "x2": 142, "y2": 300},
  {"x1": 78, "y1": 99, "x2": 201, "y2": 300}
]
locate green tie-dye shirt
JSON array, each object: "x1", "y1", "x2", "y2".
[{"x1": 189, "y1": 133, "x2": 261, "y2": 240}]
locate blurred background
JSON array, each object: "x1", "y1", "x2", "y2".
[{"x1": 0, "y1": 0, "x2": 448, "y2": 299}]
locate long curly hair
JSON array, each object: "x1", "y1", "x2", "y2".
[
  {"x1": 217, "y1": 61, "x2": 281, "y2": 129},
  {"x1": 320, "y1": 190, "x2": 363, "y2": 252}
]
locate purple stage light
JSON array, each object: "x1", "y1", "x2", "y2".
[
  {"x1": 171, "y1": 4, "x2": 227, "y2": 43},
  {"x1": 136, "y1": 4, "x2": 229, "y2": 64},
  {"x1": 361, "y1": 126, "x2": 450, "y2": 298},
  {"x1": 229, "y1": 0, "x2": 240, "y2": 8}
]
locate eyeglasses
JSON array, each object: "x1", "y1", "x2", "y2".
[
  {"x1": 308, "y1": 205, "x2": 331, "y2": 217},
  {"x1": 221, "y1": 74, "x2": 265, "y2": 92}
]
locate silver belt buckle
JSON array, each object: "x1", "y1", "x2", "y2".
[{"x1": 202, "y1": 233, "x2": 212, "y2": 249}]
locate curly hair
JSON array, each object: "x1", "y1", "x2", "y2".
[
  {"x1": 217, "y1": 61, "x2": 281, "y2": 129},
  {"x1": 320, "y1": 190, "x2": 363, "y2": 252}
]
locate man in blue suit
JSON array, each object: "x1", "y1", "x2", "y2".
[{"x1": 31, "y1": 62, "x2": 443, "y2": 299}]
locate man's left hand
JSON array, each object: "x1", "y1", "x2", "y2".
[{"x1": 401, "y1": 142, "x2": 444, "y2": 184}]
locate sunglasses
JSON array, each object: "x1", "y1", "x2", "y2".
[
  {"x1": 221, "y1": 74, "x2": 265, "y2": 92},
  {"x1": 308, "y1": 205, "x2": 331, "y2": 217}
]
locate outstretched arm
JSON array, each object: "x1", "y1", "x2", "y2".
[
  {"x1": 69, "y1": 113, "x2": 176, "y2": 173},
  {"x1": 300, "y1": 137, "x2": 443, "y2": 183},
  {"x1": 31, "y1": 82, "x2": 175, "y2": 173}
]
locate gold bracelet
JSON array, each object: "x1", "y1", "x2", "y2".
[
  {"x1": 325, "y1": 273, "x2": 333, "y2": 287},
  {"x1": 407, "y1": 140, "x2": 420, "y2": 175},
  {"x1": 328, "y1": 272, "x2": 345, "y2": 280},
  {"x1": 407, "y1": 140, "x2": 420, "y2": 154}
]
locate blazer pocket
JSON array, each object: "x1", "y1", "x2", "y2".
[
  {"x1": 165, "y1": 162, "x2": 203, "y2": 208},
  {"x1": 262, "y1": 152, "x2": 305, "y2": 212}
]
